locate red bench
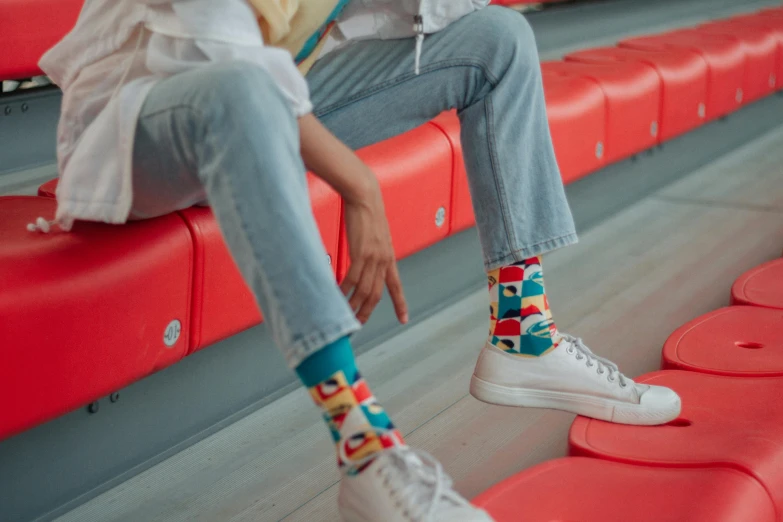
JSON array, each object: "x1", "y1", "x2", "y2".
[
  {"x1": 0, "y1": 0, "x2": 82, "y2": 80},
  {"x1": 620, "y1": 29, "x2": 746, "y2": 120},
  {"x1": 474, "y1": 457, "x2": 776, "y2": 522},
  {"x1": 0, "y1": 196, "x2": 193, "y2": 440},
  {"x1": 567, "y1": 46, "x2": 709, "y2": 142},
  {"x1": 542, "y1": 60, "x2": 660, "y2": 163},
  {"x1": 663, "y1": 307, "x2": 783, "y2": 377},
  {"x1": 541, "y1": 71, "x2": 607, "y2": 183},
  {"x1": 570, "y1": 371, "x2": 783, "y2": 518},
  {"x1": 731, "y1": 258, "x2": 783, "y2": 310},
  {"x1": 698, "y1": 21, "x2": 778, "y2": 103}
]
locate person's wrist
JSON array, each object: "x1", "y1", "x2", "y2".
[{"x1": 342, "y1": 166, "x2": 379, "y2": 205}]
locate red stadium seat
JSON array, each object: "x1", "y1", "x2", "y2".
[
  {"x1": 179, "y1": 175, "x2": 341, "y2": 353},
  {"x1": 662, "y1": 307, "x2": 783, "y2": 377},
  {"x1": 338, "y1": 124, "x2": 453, "y2": 278},
  {"x1": 731, "y1": 258, "x2": 783, "y2": 310},
  {"x1": 698, "y1": 22, "x2": 778, "y2": 103},
  {"x1": 567, "y1": 46, "x2": 708, "y2": 142},
  {"x1": 0, "y1": 196, "x2": 193, "y2": 440},
  {"x1": 620, "y1": 29, "x2": 746, "y2": 120},
  {"x1": 474, "y1": 457, "x2": 776, "y2": 522},
  {"x1": 541, "y1": 60, "x2": 660, "y2": 163},
  {"x1": 0, "y1": 0, "x2": 83, "y2": 80},
  {"x1": 38, "y1": 178, "x2": 58, "y2": 198},
  {"x1": 541, "y1": 72, "x2": 607, "y2": 183},
  {"x1": 570, "y1": 371, "x2": 783, "y2": 517},
  {"x1": 429, "y1": 112, "x2": 476, "y2": 233},
  {"x1": 727, "y1": 14, "x2": 783, "y2": 90}
]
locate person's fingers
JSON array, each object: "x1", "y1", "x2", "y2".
[
  {"x1": 339, "y1": 257, "x2": 364, "y2": 297},
  {"x1": 348, "y1": 257, "x2": 377, "y2": 315},
  {"x1": 386, "y1": 262, "x2": 408, "y2": 324},
  {"x1": 356, "y1": 262, "x2": 386, "y2": 324}
]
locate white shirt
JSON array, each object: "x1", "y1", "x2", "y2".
[{"x1": 38, "y1": 0, "x2": 487, "y2": 229}]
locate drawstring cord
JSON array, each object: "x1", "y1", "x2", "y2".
[
  {"x1": 28, "y1": 25, "x2": 146, "y2": 234},
  {"x1": 414, "y1": 15, "x2": 424, "y2": 75}
]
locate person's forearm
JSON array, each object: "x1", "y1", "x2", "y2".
[{"x1": 298, "y1": 114, "x2": 376, "y2": 204}]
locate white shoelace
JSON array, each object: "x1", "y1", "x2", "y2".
[
  {"x1": 561, "y1": 334, "x2": 631, "y2": 388},
  {"x1": 341, "y1": 431, "x2": 469, "y2": 522}
]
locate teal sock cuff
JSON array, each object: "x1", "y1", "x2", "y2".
[{"x1": 295, "y1": 335, "x2": 356, "y2": 388}]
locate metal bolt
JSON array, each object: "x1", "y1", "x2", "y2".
[
  {"x1": 770, "y1": 74, "x2": 777, "y2": 88},
  {"x1": 650, "y1": 121, "x2": 659, "y2": 137},
  {"x1": 109, "y1": 392, "x2": 120, "y2": 403},
  {"x1": 3, "y1": 106, "x2": 10, "y2": 116},
  {"x1": 88, "y1": 401, "x2": 100, "y2": 414},
  {"x1": 435, "y1": 207, "x2": 446, "y2": 228},
  {"x1": 595, "y1": 141, "x2": 604, "y2": 159},
  {"x1": 21, "y1": 103, "x2": 28, "y2": 113},
  {"x1": 698, "y1": 103, "x2": 706, "y2": 119},
  {"x1": 327, "y1": 254, "x2": 332, "y2": 265},
  {"x1": 736, "y1": 88, "x2": 744, "y2": 103}
]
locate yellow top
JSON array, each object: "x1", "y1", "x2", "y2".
[{"x1": 248, "y1": 0, "x2": 344, "y2": 75}]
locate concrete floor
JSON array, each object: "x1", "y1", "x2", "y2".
[{"x1": 54, "y1": 123, "x2": 783, "y2": 522}]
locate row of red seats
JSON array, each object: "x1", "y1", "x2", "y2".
[
  {"x1": 542, "y1": 9, "x2": 783, "y2": 182},
  {"x1": 474, "y1": 258, "x2": 783, "y2": 518},
  {"x1": 1, "y1": 4, "x2": 782, "y2": 442}
]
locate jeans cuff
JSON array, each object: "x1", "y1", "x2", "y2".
[
  {"x1": 284, "y1": 316, "x2": 363, "y2": 369},
  {"x1": 484, "y1": 232, "x2": 579, "y2": 271}
]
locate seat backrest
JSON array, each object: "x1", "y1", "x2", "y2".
[{"x1": 0, "y1": 0, "x2": 83, "y2": 80}]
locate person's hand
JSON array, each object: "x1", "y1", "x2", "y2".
[
  {"x1": 297, "y1": 113, "x2": 407, "y2": 324},
  {"x1": 340, "y1": 175, "x2": 408, "y2": 325}
]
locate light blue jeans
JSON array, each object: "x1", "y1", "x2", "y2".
[{"x1": 130, "y1": 7, "x2": 577, "y2": 368}]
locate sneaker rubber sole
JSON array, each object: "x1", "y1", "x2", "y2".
[{"x1": 470, "y1": 374, "x2": 681, "y2": 426}]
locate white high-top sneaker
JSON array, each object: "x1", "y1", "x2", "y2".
[
  {"x1": 470, "y1": 334, "x2": 681, "y2": 425},
  {"x1": 338, "y1": 446, "x2": 494, "y2": 522}
]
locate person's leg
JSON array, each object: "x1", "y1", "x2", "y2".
[
  {"x1": 309, "y1": 7, "x2": 576, "y2": 266},
  {"x1": 131, "y1": 61, "x2": 491, "y2": 521},
  {"x1": 307, "y1": 6, "x2": 680, "y2": 425}
]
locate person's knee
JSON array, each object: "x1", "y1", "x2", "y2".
[
  {"x1": 193, "y1": 61, "x2": 294, "y2": 128},
  {"x1": 471, "y1": 6, "x2": 540, "y2": 73}
]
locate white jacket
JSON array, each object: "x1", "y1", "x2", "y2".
[{"x1": 35, "y1": 0, "x2": 488, "y2": 231}]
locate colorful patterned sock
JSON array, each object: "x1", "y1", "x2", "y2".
[
  {"x1": 295, "y1": 336, "x2": 404, "y2": 474},
  {"x1": 487, "y1": 256, "x2": 563, "y2": 356}
]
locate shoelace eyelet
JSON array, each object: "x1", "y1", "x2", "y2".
[
  {"x1": 597, "y1": 368, "x2": 604, "y2": 375},
  {"x1": 608, "y1": 375, "x2": 615, "y2": 383}
]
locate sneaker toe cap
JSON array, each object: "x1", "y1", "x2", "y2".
[{"x1": 639, "y1": 384, "x2": 682, "y2": 414}]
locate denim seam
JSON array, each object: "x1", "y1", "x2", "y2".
[
  {"x1": 314, "y1": 58, "x2": 500, "y2": 118},
  {"x1": 482, "y1": 93, "x2": 519, "y2": 257}
]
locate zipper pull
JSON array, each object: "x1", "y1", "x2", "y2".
[{"x1": 413, "y1": 15, "x2": 424, "y2": 75}]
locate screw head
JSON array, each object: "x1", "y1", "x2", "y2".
[
  {"x1": 595, "y1": 141, "x2": 604, "y2": 159},
  {"x1": 736, "y1": 88, "x2": 744, "y2": 103},
  {"x1": 650, "y1": 121, "x2": 659, "y2": 137},
  {"x1": 698, "y1": 103, "x2": 706, "y2": 119},
  {"x1": 109, "y1": 392, "x2": 120, "y2": 403},
  {"x1": 435, "y1": 207, "x2": 446, "y2": 228},
  {"x1": 21, "y1": 103, "x2": 28, "y2": 113},
  {"x1": 87, "y1": 401, "x2": 100, "y2": 414},
  {"x1": 3, "y1": 106, "x2": 10, "y2": 116},
  {"x1": 770, "y1": 74, "x2": 777, "y2": 88},
  {"x1": 327, "y1": 254, "x2": 332, "y2": 266}
]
